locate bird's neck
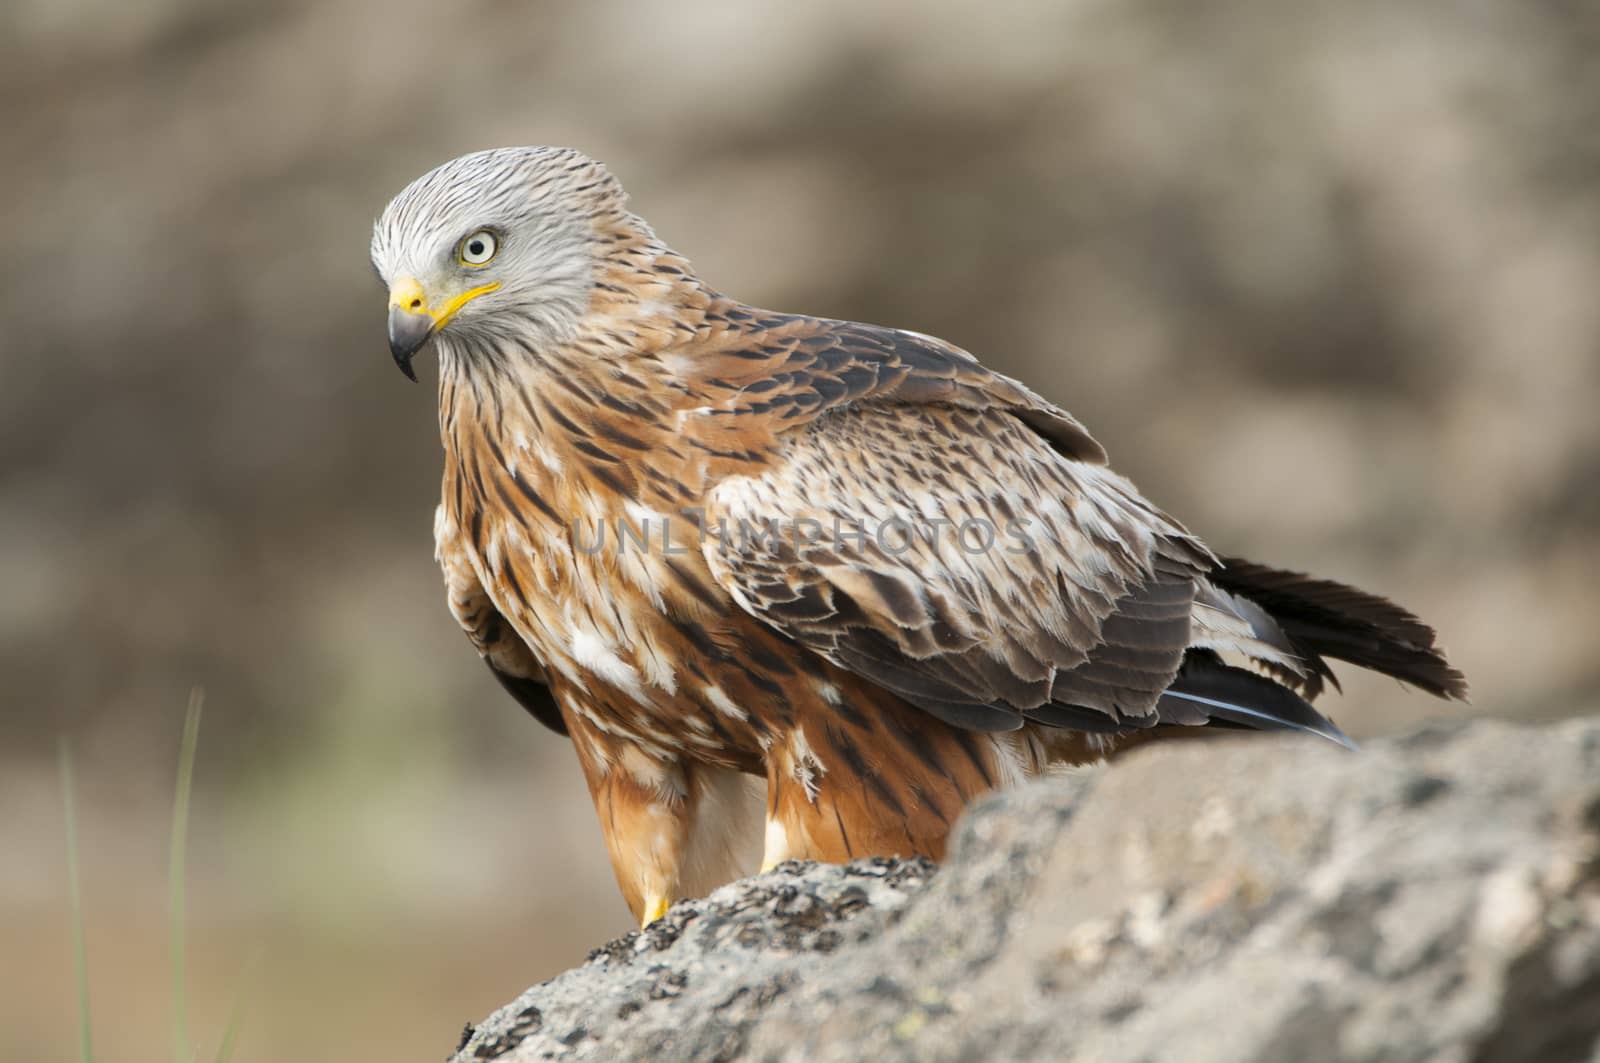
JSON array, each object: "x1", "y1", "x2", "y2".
[
  {"x1": 436, "y1": 218, "x2": 803, "y2": 525},
  {"x1": 435, "y1": 296, "x2": 783, "y2": 529}
]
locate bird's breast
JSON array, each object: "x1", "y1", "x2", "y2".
[{"x1": 439, "y1": 418, "x2": 780, "y2": 767}]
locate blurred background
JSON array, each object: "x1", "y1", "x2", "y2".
[{"x1": 2, "y1": 0, "x2": 1597, "y2": 1058}]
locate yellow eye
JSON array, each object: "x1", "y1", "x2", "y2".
[{"x1": 458, "y1": 230, "x2": 498, "y2": 266}]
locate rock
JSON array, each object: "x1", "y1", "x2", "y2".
[{"x1": 452, "y1": 719, "x2": 1600, "y2": 1063}]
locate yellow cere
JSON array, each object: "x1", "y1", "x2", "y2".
[
  {"x1": 387, "y1": 276, "x2": 502, "y2": 330},
  {"x1": 387, "y1": 275, "x2": 428, "y2": 312}
]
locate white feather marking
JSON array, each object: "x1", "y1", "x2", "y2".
[
  {"x1": 660, "y1": 352, "x2": 697, "y2": 379},
  {"x1": 634, "y1": 636, "x2": 678, "y2": 694},
  {"x1": 988, "y1": 733, "x2": 1032, "y2": 790},
  {"x1": 570, "y1": 629, "x2": 645, "y2": 699},
  {"x1": 703, "y1": 685, "x2": 748, "y2": 721},
  {"x1": 762, "y1": 817, "x2": 791, "y2": 870},
  {"x1": 788, "y1": 727, "x2": 824, "y2": 803},
  {"x1": 483, "y1": 532, "x2": 502, "y2": 575},
  {"x1": 619, "y1": 746, "x2": 685, "y2": 798},
  {"x1": 548, "y1": 653, "x2": 589, "y2": 692},
  {"x1": 534, "y1": 438, "x2": 562, "y2": 474},
  {"x1": 618, "y1": 549, "x2": 668, "y2": 612}
]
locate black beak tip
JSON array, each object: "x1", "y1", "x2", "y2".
[
  {"x1": 392, "y1": 348, "x2": 419, "y2": 382},
  {"x1": 387, "y1": 306, "x2": 434, "y2": 382}
]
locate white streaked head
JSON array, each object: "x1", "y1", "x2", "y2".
[{"x1": 371, "y1": 146, "x2": 643, "y2": 376}]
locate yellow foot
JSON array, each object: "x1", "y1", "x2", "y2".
[{"x1": 640, "y1": 894, "x2": 671, "y2": 928}]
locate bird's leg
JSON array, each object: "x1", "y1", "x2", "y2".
[
  {"x1": 569, "y1": 730, "x2": 694, "y2": 928},
  {"x1": 761, "y1": 775, "x2": 804, "y2": 873},
  {"x1": 762, "y1": 752, "x2": 889, "y2": 869},
  {"x1": 761, "y1": 709, "x2": 1019, "y2": 869},
  {"x1": 761, "y1": 726, "x2": 830, "y2": 871}
]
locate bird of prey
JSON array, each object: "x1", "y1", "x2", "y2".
[{"x1": 372, "y1": 147, "x2": 1467, "y2": 926}]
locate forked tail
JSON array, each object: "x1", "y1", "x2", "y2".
[{"x1": 1157, "y1": 557, "x2": 1468, "y2": 749}]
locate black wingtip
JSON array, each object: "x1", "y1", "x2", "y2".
[
  {"x1": 1164, "y1": 688, "x2": 1360, "y2": 751},
  {"x1": 1160, "y1": 659, "x2": 1361, "y2": 751}
]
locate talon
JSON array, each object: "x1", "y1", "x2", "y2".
[{"x1": 641, "y1": 894, "x2": 671, "y2": 927}]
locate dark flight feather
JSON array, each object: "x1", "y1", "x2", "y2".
[
  {"x1": 1159, "y1": 653, "x2": 1358, "y2": 750},
  {"x1": 489, "y1": 662, "x2": 568, "y2": 736},
  {"x1": 1211, "y1": 558, "x2": 1469, "y2": 701}
]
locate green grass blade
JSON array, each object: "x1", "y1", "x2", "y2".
[
  {"x1": 58, "y1": 739, "x2": 94, "y2": 1063},
  {"x1": 170, "y1": 688, "x2": 204, "y2": 1063},
  {"x1": 212, "y1": 948, "x2": 263, "y2": 1063}
]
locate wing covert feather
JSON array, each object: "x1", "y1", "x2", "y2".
[{"x1": 702, "y1": 398, "x2": 1212, "y2": 733}]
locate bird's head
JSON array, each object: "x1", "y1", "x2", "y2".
[{"x1": 370, "y1": 146, "x2": 636, "y2": 380}]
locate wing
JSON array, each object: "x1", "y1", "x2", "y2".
[
  {"x1": 697, "y1": 320, "x2": 1217, "y2": 734},
  {"x1": 437, "y1": 506, "x2": 566, "y2": 735}
]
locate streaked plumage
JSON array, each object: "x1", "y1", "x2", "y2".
[{"x1": 371, "y1": 147, "x2": 1467, "y2": 926}]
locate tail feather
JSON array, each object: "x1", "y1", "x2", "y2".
[{"x1": 1210, "y1": 557, "x2": 1469, "y2": 702}]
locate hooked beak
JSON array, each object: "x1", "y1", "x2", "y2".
[
  {"x1": 388, "y1": 308, "x2": 432, "y2": 381},
  {"x1": 385, "y1": 276, "x2": 501, "y2": 382}
]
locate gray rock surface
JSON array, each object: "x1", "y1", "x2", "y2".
[{"x1": 452, "y1": 719, "x2": 1600, "y2": 1063}]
